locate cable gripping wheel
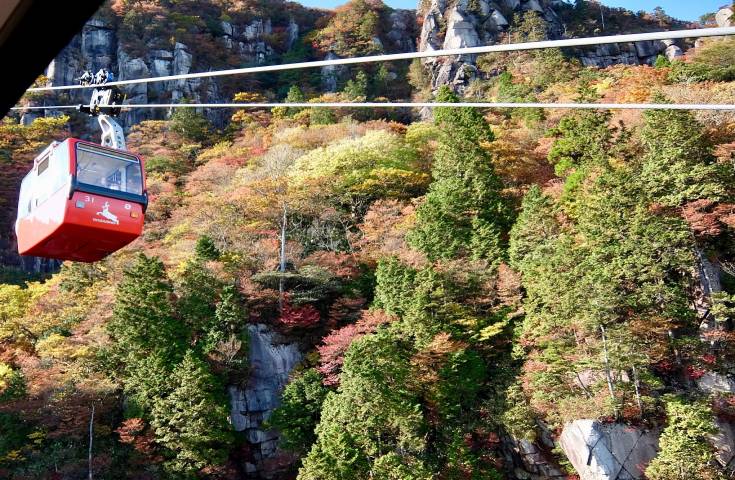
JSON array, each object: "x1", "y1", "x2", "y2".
[{"x1": 77, "y1": 84, "x2": 127, "y2": 150}]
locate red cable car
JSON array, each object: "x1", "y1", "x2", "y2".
[{"x1": 15, "y1": 138, "x2": 147, "y2": 262}]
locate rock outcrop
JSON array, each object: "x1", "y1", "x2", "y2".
[
  {"x1": 36, "y1": 12, "x2": 316, "y2": 130},
  {"x1": 502, "y1": 434, "x2": 566, "y2": 479},
  {"x1": 716, "y1": 7, "x2": 734, "y2": 28},
  {"x1": 229, "y1": 324, "x2": 301, "y2": 479},
  {"x1": 559, "y1": 420, "x2": 660, "y2": 480},
  {"x1": 573, "y1": 40, "x2": 671, "y2": 68},
  {"x1": 417, "y1": 0, "x2": 686, "y2": 91},
  {"x1": 419, "y1": 0, "x2": 560, "y2": 91}
]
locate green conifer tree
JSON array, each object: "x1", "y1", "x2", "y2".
[
  {"x1": 508, "y1": 185, "x2": 559, "y2": 269},
  {"x1": 109, "y1": 254, "x2": 187, "y2": 362},
  {"x1": 638, "y1": 98, "x2": 729, "y2": 206},
  {"x1": 175, "y1": 259, "x2": 221, "y2": 341},
  {"x1": 204, "y1": 284, "x2": 248, "y2": 355},
  {"x1": 194, "y1": 235, "x2": 220, "y2": 261},
  {"x1": 268, "y1": 369, "x2": 328, "y2": 455},
  {"x1": 285, "y1": 84, "x2": 306, "y2": 116},
  {"x1": 151, "y1": 351, "x2": 234, "y2": 475},
  {"x1": 646, "y1": 396, "x2": 723, "y2": 480},
  {"x1": 343, "y1": 70, "x2": 369, "y2": 101},
  {"x1": 408, "y1": 86, "x2": 509, "y2": 261}
]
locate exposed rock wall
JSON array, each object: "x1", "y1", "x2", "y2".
[
  {"x1": 37, "y1": 14, "x2": 311, "y2": 130},
  {"x1": 717, "y1": 7, "x2": 734, "y2": 28},
  {"x1": 573, "y1": 40, "x2": 670, "y2": 68},
  {"x1": 417, "y1": 0, "x2": 684, "y2": 92},
  {"x1": 319, "y1": 9, "x2": 417, "y2": 92},
  {"x1": 419, "y1": 0, "x2": 555, "y2": 91},
  {"x1": 559, "y1": 420, "x2": 660, "y2": 480},
  {"x1": 501, "y1": 434, "x2": 566, "y2": 479},
  {"x1": 229, "y1": 324, "x2": 301, "y2": 478}
]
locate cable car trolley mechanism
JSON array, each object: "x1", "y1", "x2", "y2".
[{"x1": 15, "y1": 79, "x2": 147, "y2": 263}]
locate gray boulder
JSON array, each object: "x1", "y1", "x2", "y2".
[
  {"x1": 716, "y1": 8, "x2": 734, "y2": 28},
  {"x1": 697, "y1": 372, "x2": 735, "y2": 394},
  {"x1": 665, "y1": 45, "x2": 683, "y2": 61},
  {"x1": 712, "y1": 420, "x2": 735, "y2": 470},
  {"x1": 229, "y1": 324, "x2": 301, "y2": 475},
  {"x1": 559, "y1": 420, "x2": 659, "y2": 480},
  {"x1": 443, "y1": 7, "x2": 482, "y2": 50}
]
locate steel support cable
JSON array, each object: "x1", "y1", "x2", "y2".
[
  {"x1": 22, "y1": 27, "x2": 735, "y2": 93},
  {"x1": 12, "y1": 102, "x2": 735, "y2": 111}
]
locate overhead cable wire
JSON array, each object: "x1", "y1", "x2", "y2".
[
  {"x1": 24, "y1": 27, "x2": 735, "y2": 93},
  {"x1": 12, "y1": 102, "x2": 735, "y2": 111}
]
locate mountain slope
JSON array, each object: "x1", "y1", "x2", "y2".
[{"x1": 1, "y1": 2, "x2": 735, "y2": 480}]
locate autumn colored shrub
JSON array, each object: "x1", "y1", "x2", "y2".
[{"x1": 317, "y1": 309, "x2": 393, "y2": 385}]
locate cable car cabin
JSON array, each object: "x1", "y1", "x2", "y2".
[{"x1": 15, "y1": 139, "x2": 147, "y2": 263}]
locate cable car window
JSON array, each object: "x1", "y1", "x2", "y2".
[
  {"x1": 37, "y1": 157, "x2": 49, "y2": 176},
  {"x1": 76, "y1": 145, "x2": 142, "y2": 195},
  {"x1": 34, "y1": 151, "x2": 61, "y2": 207}
]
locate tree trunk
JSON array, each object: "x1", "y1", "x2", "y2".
[
  {"x1": 88, "y1": 404, "x2": 95, "y2": 480},
  {"x1": 278, "y1": 205, "x2": 287, "y2": 312},
  {"x1": 600, "y1": 326, "x2": 616, "y2": 409},
  {"x1": 632, "y1": 365, "x2": 643, "y2": 415}
]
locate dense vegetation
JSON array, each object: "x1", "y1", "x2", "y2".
[{"x1": 2, "y1": 1, "x2": 735, "y2": 479}]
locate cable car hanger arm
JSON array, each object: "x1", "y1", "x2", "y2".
[{"x1": 77, "y1": 84, "x2": 126, "y2": 150}]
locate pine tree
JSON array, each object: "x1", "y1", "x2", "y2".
[
  {"x1": 150, "y1": 351, "x2": 233, "y2": 475},
  {"x1": 274, "y1": 85, "x2": 307, "y2": 118},
  {"x1": 204, "y1": 283, "x2": 248, "y2": 356},
  {"x1": 194, "y1": 235, "x2": 220, "y2": 261},
  {"x1": 169, "y1": 103, "x2": 212, "y2": 143},
  {"x1": 508, "y1": 185, "x2": 559, "y2": 269},
  {"x1": 638, "y1": 99, "x2": 729, "y2": 207},
  {"x1": 299, "y1": 329, "x2": 425, "y2": 479},
  {"x1": 175, "y1": 259, "x2": 221, "y2": 341},
  {"x1": 547, "y1": 110, "x2": 613, "y2": 177},
  {"x1": 343, "y1": 70, "x2": 369, "y2": 101},
  {"x1": 214, "y1": 284, "x2": 247, "y2": 336},
  {"x1": 268, "y1": 369, "x2": 328, "y2": 455},
  {"x1": 646, "y1": 396, "x2": 723, "y2": 480},
  {"x1": 373, "y1": 257, "x2": 417, "y2": 318},
  {"x1": 408, "y1": 86, "x2": 509, "y2": 261},
  {"x1": 109, "y1": 254, "x2": 187, "y2": 362}
]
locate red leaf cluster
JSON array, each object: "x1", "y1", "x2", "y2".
[
  {"x1": 681, "y1": 200, "x2": 735, "y2": 238},
  {"x1": 317, "y1": 309, "x2": 394, "y2": 385},
  {"x1": 116, "y1": 418, "x2": 159, "y2": 460},
  {"x1": 278, "y1": 301, "x2": 321, "y2": 330},
  {"x1": 685, "y1": 364, "x2": 706, "y2": 380},
  {"x1": 303, "y1": 251, "x2": 361, "y2": 279}
]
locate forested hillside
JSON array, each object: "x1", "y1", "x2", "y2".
[{"x1": 2, "y1": 1, "x2": 735, "y2": 479}]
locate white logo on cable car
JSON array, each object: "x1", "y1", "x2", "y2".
[{"x1": 94, "y1": 202, "x2": 119, "y2": 225}]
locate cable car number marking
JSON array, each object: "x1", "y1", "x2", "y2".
[
  {"x1": 84, "y1": 195, "x2": 95, "y2": 204},
  {"x1": 124, "y1": 204, "x2": 131, "y2": 210}
]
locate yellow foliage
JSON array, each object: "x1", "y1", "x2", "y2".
[
  {"x1": 2, "y1": 449, "x2": 25, "y2": 463},
  {"x1": 592, "y1": 77, "x2": 614, "y2": 95},
  {"x1": 290, "y1": 130, "x2": 418, "y2": 186},
  {"x1": 233, "y1": 91, "x2": 267, "y2": 103},
  {"x1": 27, "y1": 431, "x2": 45, "y2": 446},
  {"x1": 0, "y1": 282, "x2": 50, "y2": 344},
  {"x1": 0, "y1": 362, "x2": 15, "y2": 392},
  {"x1": 163, "y1": 220, "x2": 193, "y2": 246},
  {"x1": 196, "y1": 141, "x2": 235, "y2": 164}
]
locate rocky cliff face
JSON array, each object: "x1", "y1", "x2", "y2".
[
  {"x1": 37, "y1": 12, "x2": 318, "y2": 131},
  {"x1": 418, "y1": 0, "x2": 556, "y2": 91},
  {"x1": 417, "y1": 0, "x2": 684, "y2": 92},
  {"x1": 229, "y1": 324, "x2": 302, "y2": 479}
]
